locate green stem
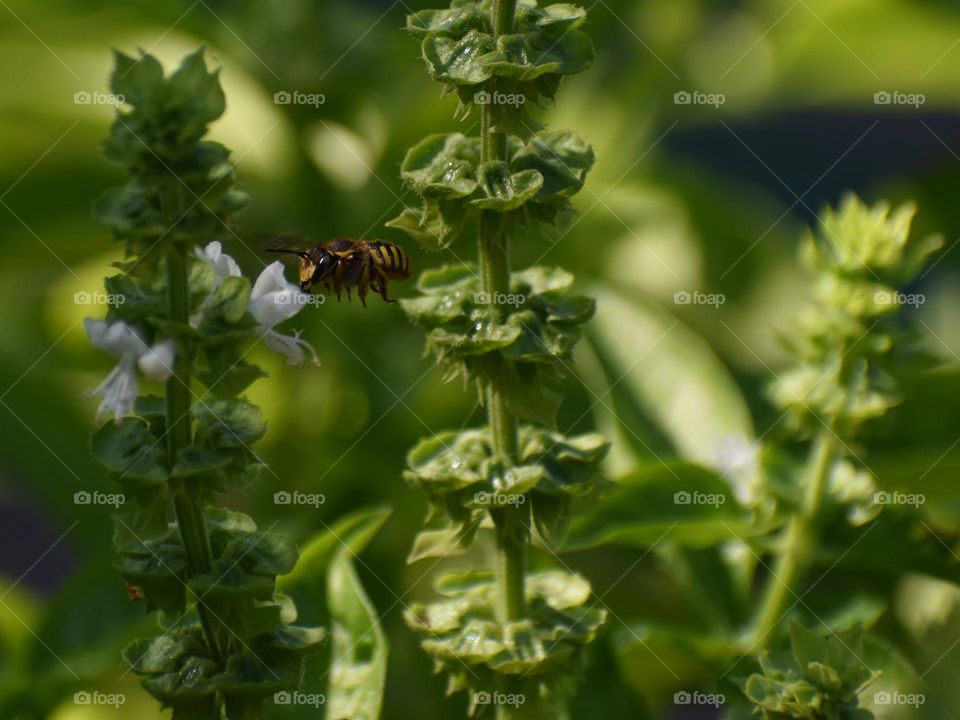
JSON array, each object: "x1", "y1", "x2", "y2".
[
  {"x1": 479, "y1": 0, "x2": 525, "y2": 631},
  {"x1": 162, "y1": 193, "x2": 225, "y2": 666},
  {"x1": 750, "y1": 432, "x2": 835, "y2": 650}
]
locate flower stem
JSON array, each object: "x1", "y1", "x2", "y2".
[
  {"x1": 162, "y1": 197, "x2": 225, "y2": 665},
  {"x1": 480, "y1": 0, "x2": 526, "y2": 630},
  {"x1": 750, "y1": 432, "x2": 835, "y2": 650}
]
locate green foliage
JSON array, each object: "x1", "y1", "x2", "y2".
[
  {"x1": 405, "y1": 570, "x2": 606, "y2": 717},
  {"x1": 396, "y1": 0, "x2": 607, "y2": 714},
  {"x1": 738, "y1": 624, "x2": 876, "y2": 720},
  {"x1": 86, "y1": 49, "x2": 324, "y2": 719},
  {"x1": 404, "y1": 425, "x2": 608, "y2": 561},
  {"x1": 769, "y1": 195, "x2": 942, "y2": 438},
  {"x1": 401, "y1": 264, "x2": 594, "y2": 425},
  {"x1": 387, "y1": 130, "x2": 593, "y2": 249}
]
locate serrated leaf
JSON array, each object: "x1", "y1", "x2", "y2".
[
  {"x1": 91, "y1": 417, "x2": 168, "y2": 484},
  {"x1": 470, "y1": 161, "x2": 542, "y2": 211}
]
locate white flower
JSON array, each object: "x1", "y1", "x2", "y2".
[
  {"x1": 84, "y1": 319, "x2": 176, "y2": 422},
  {"x1": 195, "y1": 240, "x2": 241, "y2": 284},
  {"x1": 194, "y1": 242, "x2": 319, "y2": 367},
  {"x1": 249, "y1": 261, "x2": 319, "y2": 367}
]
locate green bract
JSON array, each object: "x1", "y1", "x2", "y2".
[
  {"x1": 404, "y1": 425, "x2": 609, "y2": 561},
  {"x1": 738, "y1": 624, "x2": 876, "y2": 720},
  {"x1": 388, "y1": 130, "x2": 594, "y2": 250},
  {"x1": 401, "y1": 264, "x2": 594, "y2": 425},
  {"x1": 396, "y1": 0, "x2": 606, "y2": 714},
  {"x1": 404, "y1": 570, "x2": 606, "y2": 717},
  {"x1": 769, "y1": 195, "x2": 942, "y2": 437}
]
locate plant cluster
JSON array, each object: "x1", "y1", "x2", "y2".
[
  {"x1": 390, "y1": 0, "x2": 609, "y2": 715},
  {"x1": 736, "y1": 623, "x2": 876, "y2": 720},
  {"x1": 85, "y1": 50, "x2": 323, "y2": 719}
]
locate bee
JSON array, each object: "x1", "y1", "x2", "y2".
[{"x1": 267, "y1": 238, "x2": 410, "y2": 308}]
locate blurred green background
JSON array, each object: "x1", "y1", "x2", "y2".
[{"x1": 3, "y1": 0, "x2": 960, "y2": 718}]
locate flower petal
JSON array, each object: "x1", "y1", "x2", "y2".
[
  {"x1": 84, "y1": 318, "x2": 149, "y2": 359},
  {"x1": 261, "y1": 328, "x2": 320, "y2": 367},
  {"x1": 196, "y1": 241, "x2": 241, "y2": 284},
  {"x1": 84, "y1": 354, "x2": 138, "y2": 422},
  {"x1": 138, "y1": 339, "x2": 177, "y2": 382},
  {"x1": 249, "y1": 261, "x2": 310, "y2": 327}
]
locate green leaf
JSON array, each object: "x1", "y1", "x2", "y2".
[
  {"x1": 204, "y1": 275, "x2": 251, "y2": 325},
  {"x1": 587, "y1": 287, "x2": 759, "y2": 501},
  {"x1": 564, "y1": 462, "x2": 757, "y2": 551},
  {"x1": 512, "y1": 129, "x2": 595, "y2": 200},
  {"x1": 110, "y1": 50, "x2": 164, "y2": 105},
  {"x1": 171, "y1": 445, "x2": 232, "y2": 479},
  {"x1": 91, "y1": 417, "x2": 168, "y2": 484},
  {"x1": 386, "y1": 200, "x2": 469, "y2": 251},
  {"x1": 194, "y1": 398, "x2": 267, "y2": 448},
  {"x1": 399, "y1": 133, "x2": 479, "y2": 198},
  {"x1": 422, "y1": 31, "x2": 495, "y2": 85},
  {"x1": 326, "y1": 535, "x2": 389, "y2": 720},
  {"x1": 469, "y1": 161, "x2": 542, "y2": 211},
  {"x1": 278, "y1": 507, "x2": 392, "y2": 599}
]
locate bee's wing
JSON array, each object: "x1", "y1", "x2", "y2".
[{"x1": 253, "y1": 234, "x2": 312, "y2": 260}]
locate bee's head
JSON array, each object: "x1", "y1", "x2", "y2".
[{"x1": 298, "y1": 249, "x2": 338, "y2": 292}]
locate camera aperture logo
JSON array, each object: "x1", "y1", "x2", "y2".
[
  {"x1": 674, "y1": 490, "x2": 725, "y2": 508},
  {"x1": 74, "y1": 90, "x2": 125, "y2": 106},
  {"x1": 674, "y1": 90, "x2": 725, "y2": 108},
  {"x1": 74, "y1": 290, "x2": 125, "y2": 307},
  {"x1": 673, "y1": 690, "x2": 725, "y2": 708},
  {"x1": 874, "y1": 691, "x2": 924, "y2": 707},
  {"x1": 474, "y1": 291, "x2": 526, "y2": 307},
  {"x1": 873, "y1": 490, "x2": 924, "y2": 508},
  {"x1": 474, "y1": 691, "x2": 525, "y2": 707},
  {"x1": 474, "y1": 490, "x2": 526, "y2": 508},
  {"x1": 274, "y1": 90, "x2": 325, "y2": 108},
  {"x1": 873, "y1": 90, "x2": 925, "y2": 108},
  {"x1": 474, "y1": 90, "x2": 526, "y2": 107},
  {"x1": 277, "y1": 292, "x2": 325, "y2": 306},
  {"x1": 74, "y1": 490, "x2": 125, "y2": 508},
  {"x1": 273, "y1": 490, "x2": 326, "y2": 508},
  {"x1": 674, "y1": 290, "x2": 725, "y2": 307},
  {"x1": 273, "y1": 691, "x2": 325, "y2": 708},
  {"x1": 74, "y1": 691, "x2": 126, "y2": 708},
  {"x1": 874, "y1": 289, "x2": 924, "y2": 307}
]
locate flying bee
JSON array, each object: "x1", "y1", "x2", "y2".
[{"x1": 267, "y1": 238, "x2": 411, "y2": 307}]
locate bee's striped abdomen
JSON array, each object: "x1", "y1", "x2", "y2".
[{"x1": 372, "y1": 242, "x2": 410, "y2": 279}]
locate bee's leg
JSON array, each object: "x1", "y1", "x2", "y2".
[
  {"x1": 334, "y1": 280, "x2": 343, "y2": 302},
  {"x1": 371, "y1": 270, "x2": 395, "y2": 303},
  {"x1": 359, "y1": 287, "x2": 368, "y2": 308},
  {"x1": 346, "y1": 286, "x2": 352, "y2": 301}
]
